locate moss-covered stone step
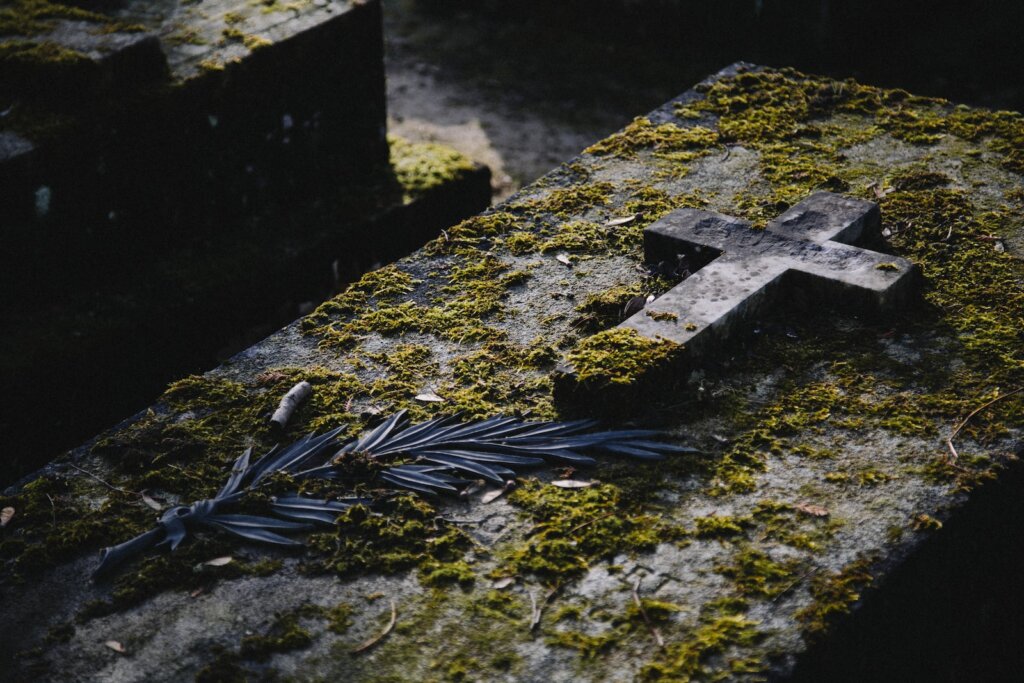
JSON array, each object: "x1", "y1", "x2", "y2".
[{"x1": 1, "y1": 63, "x2": 1022, "y2": 681}]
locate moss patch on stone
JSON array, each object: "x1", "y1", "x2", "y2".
[
  {"x1": 389, "y1": 135, "x2": 477, "y2": 203},
  {"x1": 497, "y1": 479, "x2": 685, "y2": 583},
  {"x1": 565, "y1": 328, "x2": 682, "y2": 387}
]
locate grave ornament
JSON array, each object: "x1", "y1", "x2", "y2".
[
  {"x1": 93, "y1": 410, "x2": 694, "y2": 579},
  {"x1": 626, "y1": 192, "x2": 917, "y2": 353}
]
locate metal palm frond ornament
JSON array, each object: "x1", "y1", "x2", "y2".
[{"x1": 93, "y1": 411, "x2": 696, "y2": 579}]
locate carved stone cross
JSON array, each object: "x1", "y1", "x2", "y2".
[{"x1": 624, "y1": 191, "x2": 917, "y2": 357}]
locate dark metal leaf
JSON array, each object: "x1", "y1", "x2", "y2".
[
  {"x1": 381, "y1": 466, "x2": 461, "y2": 492},
  {"x1": 217, "y1": 446, "x2": 253, "y2": 498},
  {"x1": 205, "y1": 513, "x2": 311, "y2": 531},
  {"x1": 379, "y1": 472, "x2": 443, "y2": 496},
  {"x1": 201, "y1": 520, "x2": 304, "y2": 546},
  {"x1": 417, "y1": 453, "x2": 507, "y2": 484},
  {"x1": 92, "y1": 527, "x2": 165, "y2": 579}
]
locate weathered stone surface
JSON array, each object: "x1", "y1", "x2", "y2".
[{"x1": 2, "y1": 64, "x2": 1023, "y2": 682}]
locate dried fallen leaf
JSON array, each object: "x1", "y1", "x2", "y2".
[
  {"x1": 140, "y1": 494, "x2": 163, "y2": 511},
  {"x1": 203, "y1": 556, "x2": 234, "y2": 567},
  {"x1": 492, "y1": 577, "x2": 515, "y2": 590},
  {"x1": 414, "y1": 390, "x2": 446, "y2": 403},
  {"x1": 795, "y1": 503, "x2": 830, "y2": 518},
  {"x1": 104, "y1": 640, "x2": 126, "y2": 654},
  {"x1": 0, "y1": 506, "x2": 14, "y2": 528},
  {"x1": 352, "y1": 600, "x2": 396, "y2": 655},
  {"x1": 555, "y1": 253, "x2": 572, "y2": 267},
  {"x1": 605, "y1": 214, "x2": 637, "y2": 226},
  {"x1": 551, "y1": 480, "x2": 594, "y2": 489},
  {"x1": 480, "y1": 488, "x2": 507, "y2": 504},
  {"x1": 622, "y1": 295, "x2": 647, "y2": 318}
]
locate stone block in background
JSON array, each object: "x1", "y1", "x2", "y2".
[
  {"x1": 0, "y1": 0, "x2": 387, "y2": 227},
  {"x1": 0, "y1": 0, "x2": 492, "y2": 482}
]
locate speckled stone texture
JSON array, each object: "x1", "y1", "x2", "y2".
[{"x1": 1, "y1": 63, "x2": 1022, "y2": 682}]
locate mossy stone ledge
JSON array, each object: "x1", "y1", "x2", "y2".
[{"x1": 2, "y1": 63, "x2": 1023, "y2": 681}]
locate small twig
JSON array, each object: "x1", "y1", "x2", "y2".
[
  {"x1": 270, "y1": 381, "x2": 312, "y2": 429},
  {"x1": 68, "y1": 463, "x2": 136, "y2": 497},
  {"x1": 632, "y1": 578, "x2": 665, "y2": 649},
  {"x1": 567, "y1": 511, "x2": 615, "y2": 537},
  {"x1": 351, "y1": 600, "x2": 397, "y2": 655},
  {"x1": 45, "y1": 494, "x2": 57, "y2": 529},
  {"x1": 945, "y1": 387, "x2": 1023, "y2": 462},
  {"x1": 770, "y1": 569, "x2": 816, "y2": 605}
]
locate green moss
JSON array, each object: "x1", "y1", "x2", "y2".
[
  {"x1": 441, "y1": 341, "x2": 557, "y2": 420},
  {"x1": 301, "y1": 264, "x2": 420, "y2": 341},
  {"x1": 239, "y1": 610, "x2": 314, "y2": 660},
  {"x1": 304, "y1": 496, "x2": 472, "y2": 586},
  {"x1": 242, "y1": 33, "x2": 271, "y2": 50},
  {"x1": 43, "y1": 621, "x2": 74, "y2": 644},
  {"x1": 499, "y1": 479, "x2": 683, "y2": 582},
  {"x1": 326, "y1": 602, "x2": 354, "y2": 634},
  {"x1": 566, "y1": 328, "x2": 682, "y2": 387},
  {"x1": 693, "y1": 514, "x2": 752, "y2": 539},
  {"x1": 546, "y1": 630, "x2": 617, "y2": 659},
  {"x1": 424, "y1": 211, "x2": 522, "y2": 255},
  {"x1": 621, "y1": 185, "x2": 711, "y2": 237},
  {"x1": 389, "y1": 135, "x2": 476, "y2": 203},
  {"x1": 538, "y1": 220, "x2": 611, "y2": 254},
  {"x1": 0, "y1": 39, "x2": 88, "y2": 66},
  {"x1": 195, "y1": 647, "x2": 247, "y2": 683},
  {"x1": 889, "y1": 168, "x2": 953, "y2": 191},
  {"x1": 795, "y1": 557, "x2": 875, "y2": 638},
  {"x1": 585, "y1": 117, "x2": 720, "y2": 163},
  {"x1": 220, "y1": 26, "x2": 244, "y2": 42},
  {"x1": 639, "y1": 608, "x2": 763, "y2": 681},
  {"x1": 0, "y1": 0, "x2": 109, "y2": 37},
  {"x1": 855, "y1": 468, "x2": 892, "y2": 486},
  {"x1": 420, "y1": 559, "x2": 475, "y2": 588},
  {"x1": 503, "y1": 231, "x2": 539, "y2": 254},
  {"x1": 715, "y1": 547, "x2": 800, "y2": 598},
  {"x1": 514, "y1": 181, "x2": 615, "y2": 219},
  {"x1": 751, "y1": 500, "x2": 837, "y2": 552}
]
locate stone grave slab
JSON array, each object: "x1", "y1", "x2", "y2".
[{"x1": 2, "y1": 64, "x2": 1023, "y2": 682}]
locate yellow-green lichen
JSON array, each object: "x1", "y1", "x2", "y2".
[
  {"x1": 389, "y1": 135, "x2": 476, "y2": 203},
  {"x1": 498, "y1": 479, "x2": 684, "y2": 582},
  {"x1": 586, "y1": 117, "x2": 720, "y2": 162},
  {"x1": 639, "y1": 606, "x2": 763, "y2": 681},
  {"x1": 0, "y1": 0, "x2": 109, "y2": 37},
  {"x1": 565, "y1": 328, "x2": 682, "y2": 387},
  {"x1": 795, "y1": 557, "x2": 875, "y2": 638}
]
